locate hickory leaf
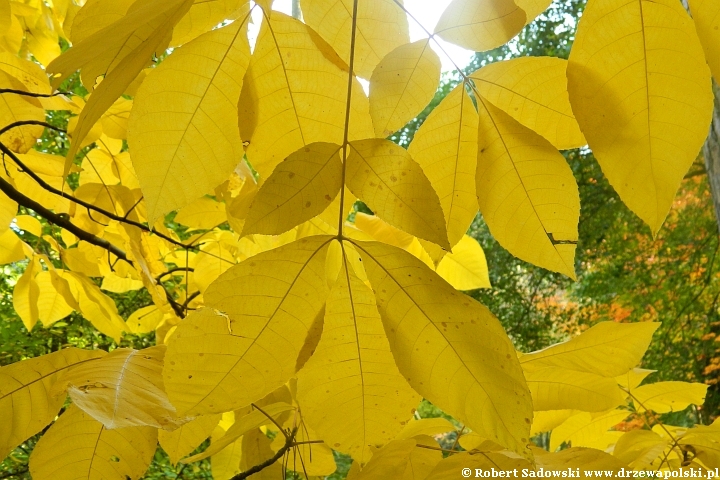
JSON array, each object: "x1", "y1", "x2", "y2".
[
  {"x1": 355, "y1": 240, "x2": 533, "y2": 458},
  {"x1": 567, "y1": 0, "x2": 714, "y2": 234}
]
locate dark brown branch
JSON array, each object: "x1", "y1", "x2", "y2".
[
  {"x1": 181, "y1": 291, "x2": 200, "y2": 310},
  {"x1": 0, "y1": 120, "x2": 67, "y2": 137},
  {"x1": 156, "y1": 267, "x2": 195, "y2": 283},
  {"x1": 229, "y1": 427, "x2": 298, "y2": 480},
  {"x1": 0, "y1": 174, "x2": 131, "y2": 264},
  {"x1": 0, "y1": 89, "x2": 67, "y2": 98},
  {"x1": 0, "y1": 142, "x2": 188, "y2": 250}
]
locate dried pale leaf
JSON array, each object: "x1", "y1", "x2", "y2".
[
  {"x1": 55, "y1": 345, "x2": 180, "y2": 429},
  {"x1": 476, "y1": 97, "x2": 579, "y2": 278},
  {"x1": 434, "y1": 0, "x2": 526, "y2": 52},
  {"x1": 159, "y1": 414, "x2": 221, "y2": 465},
  {"x1": 0, "y1": 348, "x2": 105, "y2": 460},
  {"x1": 347, "y1": 139, "x2": 450, "y2": 249},
  {"x1": 436, "y1": 235, "x2": 490, "y2": 291},
  {"x1": 689, "y1": 0, "x2": 720, "y2": 82},
  {"x1": 632, "y1": 381, "x2": 708, "y2": 414},
  {"x1": 357, "y1": 241, "x2": 532, "y2": 457},
  {"x1": 244, "y1": 142, "x2": 343, "y2": 236},
  {"x1": 129, "y1": 17, "x2": 250, "y2": 223},
  {"x1": 370, "y1": 39, "x2": 441, "y2": 137},
  {"x1": 238, "y1": 12, "x2": 374, "y2": 177},
  {"x1": 29, "y1": 404, "x2": 157, "y2": 480},
  {"x1": 471, "y1": 57, "x2": 585, "y2": 150},
  {"x1": 408, "y1": 83, "x2": 478, "y2": 248},
  {"x1": 164, "y1": 236, "x2": 331, "y2": 415},
  {"x1": 175, "y1": 197, "x2": 228, "y2": 230},
  {"x1": 300, "y1": 0, "x2": 410, "y2": 78},
  {"x1": 297, "y1": 258, "x2": 420, "y2": 465},
  {"x1": 567, "y1": 0, "x2": 714, "y2": 234}
]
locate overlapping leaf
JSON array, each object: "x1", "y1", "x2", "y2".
[
  {"x1": 355, "y1": 240, "x2": 533, "y2": 457},
  {"x1": 688, "y1": 0, "x2": 720, "y2": 83},
  {"x1": 567, "y1": 0, "x2": 714, "y2": 233},
  {"x1": 297, "y1": 254, "x2": 420, "y2": 465},
  {"x1": 164, "y1": 236, "x2": 331, "y2": 415},
  {"x1": 129, "y1": 16, "x2": 251, "y2": 223}
]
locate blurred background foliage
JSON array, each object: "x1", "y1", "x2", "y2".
[{"x1": 2, "y1": 0, "x2": 719, "y2": 477}]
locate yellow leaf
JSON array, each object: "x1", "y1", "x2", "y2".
[
  {"x1": 35, "y1": 270, "x2": 73, "y2": 326},
  {"x1": 300, "y1": 0, "x2": 410, "y2": 78},
  {"x1": 171, "y1": 0, "x2": 249, "y2": 46},
  {"x1": 0, "y1": 191, "x2": 16, "y2": 234},
  {"x1": 355, "y1": 240, "x2": 533, "y2": 457},
  {"x1": 54, "y1": 345, "x2": 182, "y2": 430},
  {"x1": 567, "y1": 0, "x2": 714, "y2": 234},
  {"x1": 616, "y1": 368, "x2": 655, "y2": 393},
  {"x1": 126, "y1": 305, "x2": 165, "y2": 334},
  {"x1": 396, "y1": 418, "x2": 456, "y2": 440},
  {"x1": 270, "y1": 418, "x2": 337, "y2": 476},
  {"x1": 244, "y1": 142, "x2": 343, "y2": 236},
  {"x1": 29, "y1": 404, "x2": 157, "y2": 480},
  {"x1": 476, "y1": 96, "x2": 579, "y2": 278},
  {"x1": 159, "y1": 414, "x2": 221, "y2": 465},
  {"x1": 408, "y1": 83, "x2": 478, "y2": 249},
  {"x1": 0, "y1": 228, "x2": 25, "y2": 264},
  {"x1": 100, "y1": 272, "x2": 144, "y2": 293},
  {"x1": 13, "y1": 255, "x2": 40, "y2": 330},
  {"x1": 355, "y1": 439, "x2": 417, "y2": 479},
  {"x1": 436, "y1": 235, "x2": 490, "y2": 291},
  {"x1": 425, "y1": 451, "x2": 528, "y2": 480},
  {"x1": 238, "y1": 11, "x2": 374, "y2": 178},
  {"x1": 164, "y1": 236, "x2": 332, "y2": 415},
  {"x1": 434, "y1": 0, "x2": 526, "y2": 53},
  {"x1": 530, "y1": 410, "x2": 574, "y2": 435},
  {"x1": 100, "y1": 97, "x2": 132, "y2": 140},
  {"x1": 401, "y1": 435, "x2": 443, "y2": 480},
  {"x1": 515, "y1": 0, "x2": 552, "y2": 23},
  {"x1": 53, "y1": 0, "x2": 194, "y2": 174},
  {"x1": 0, "y1": 348, "x2": 105, "y2": 460},
  {"x1": 689, "y1": 0, "x2": 720, "y2": 83},
  {"x1": 67, "y1": 0, "x2": 135, "y2": 44},
  {"x1": 369, "y1": 39, "x2": 441, "y2": 137},
  {"x1": 65, "y1": 271, "x2": 127, "y2": 342},
  {"x1": 210, "y1": 426, "x2": 243, "y2": 480},
  {"x1": 613, "y1": 430, "x2": 666, "y2": 469},
  {"x1": 182, "y1": 402, "x2": 294, "y2": 463},
  {"x1": 550, "y1": 410, "x2": 627, "y2": 452},
  {"x1": 0, "y1": 71, "x2": 45, "y2": 153},
  {"x1": 14, "y1": 214, "x2": 41, "y2": 236},
  {"x1": 471, "y1": 57, "x2": 585, "y2": 150},
  {"x1": 536, "y1": 447, "x2": 628, "y2": 471},
  {"x1": 297, "y1": 255, "x2": 420, "y2": 465},
  {"x1": 519, "y1": 321, "x2": 658, "y2": 411},
  {"x1": 679, "y1": 419, "x2": 720, "y2": 468},
  {"x1": 347, "y1": 138, "x2": 450, "y2": 249},
  {"x1": 238, "y1": 429, "x2": 282, "y2": 479},
  {"x1": 0, "y1": 52, "x2": 51, "y2": 94},
  {"x1": 632, "y1": 381, "x2": 708, "y2": 414},
  {"x1": 129, "y1": 17, "x2": 251, "y2": 223},
  {"x1": 175, "y1": 196, "x2": 228, "y2": 231}
]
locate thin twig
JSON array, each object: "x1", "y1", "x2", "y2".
[
  {"x1": 0, "y1": 89, "x2": 68, "y2": 98},
  {"x1": 229, "y1": 427, "x2": 298, "y2": 480},
  {"x1": 251, "y1": 403, "x2": 289, "y2": 440}
]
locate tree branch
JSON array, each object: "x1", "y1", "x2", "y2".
[
  {"x1": 0, "y1": 174, "x2": 131, "y2": 263},
  {"x1": 0, "y1": 142, "x2": 189, "y2": 250},
  {"x1": 0, "y1": 89, "x2": 68, "y2": 98},
  {"x1": 0, "y1": 120, "x2": 67, "y2": 137},
  {"x1": 229, "y1": 427, "x2": 298, "y2": 480}
]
